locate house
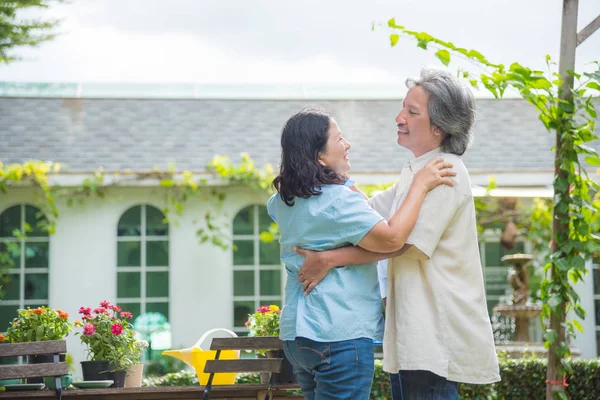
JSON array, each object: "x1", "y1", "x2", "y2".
[{"x1": 0, "y1": 83, "x2": 598, "y2": 374}]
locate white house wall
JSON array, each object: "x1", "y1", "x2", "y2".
[{"x1": 0, "y1": 185, "x2": 270, "y2": 378}]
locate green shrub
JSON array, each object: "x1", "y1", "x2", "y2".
[
  {"x1": 567, "y1": 359, "x2": 600, "y2": 400},
  {"x1": 142, "y1": 370, "x2": 197, "y2": 387},
  {"x1": 144, "y1": 356, "x2": 189, "y2": 378},
  {"x1": 370, "y1": 359, "x2": 392, "y2": 400}
]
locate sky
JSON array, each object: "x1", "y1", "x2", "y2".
[{"x1": 1, "y1": 0, "x2": 599, "y2": 93}]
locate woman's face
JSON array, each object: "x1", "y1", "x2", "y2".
[{"x1": 318, "y1": 118, "x2": 352, "y2": 176}]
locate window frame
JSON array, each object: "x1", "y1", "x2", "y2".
[
  {"x1": 232, "y1": 205, "x2": 283, "y2": 334},
  {"x1": 116, "y1": 204, "x2": 169, "y2": 319},
  {"x1": 0, "y1": 204, "x2": 50, "y2": 328}
]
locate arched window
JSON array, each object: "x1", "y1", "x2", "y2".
[
  {"x1": 116, "y1": 205, "x2": 169, "y2": 321},
  {"x1": 232, "y1": 205, "x2": 282, "y2": 334},
  {"x1": 0, "y1": 205, "x2": 50, "y2": 330}
]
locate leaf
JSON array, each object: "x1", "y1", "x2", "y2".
[
  {"x1": 572, "y1": 319, "x2": 584, "y2": 333},
  {"x1": 585, "y1": 82, "x2": 600, "y2": 91},
  {"x1": 548, "y1": 294, "x2": 563, "y2": 309},
  {"x1": 387, "y1": 18, "x2": 404, "y2": 29},
  {"x1": 543, "y1": 329, "x2": 558, "y2": 344},
  {"x1": 559, "y1": 102, "x2": 575, "y2": 113},
  {"x1": 528, "y1": 77, "x2": 552, "y2": 89},
  {"x1": 585, "y1": 156, "x2": 600, "y2": 166},
  {"x1": 417, "y1": 39, "x2": 428, "y2": 49},
  {"x1": 390, "y1": 34, "x2": 399, "y2": 47},
  {"x1": 435, "y1": 49, "x2": 450, "y2": 66}
]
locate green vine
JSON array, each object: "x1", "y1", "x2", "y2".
[{"x1": 383, "y1": 19, "x2": 600, "y2": 397}]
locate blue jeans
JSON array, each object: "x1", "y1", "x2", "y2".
[
  {"x1": 283, "y1": 337, "x2": 375, "y2": 400},
  {"x1": 389, "y1": 370, "x2": 459, "y2": 400}
]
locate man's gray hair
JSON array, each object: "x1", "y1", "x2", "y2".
[{"x1": 406, "y1": 67, "x2": 475, "y2": 155}]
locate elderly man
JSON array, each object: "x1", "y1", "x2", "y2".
[{"x1": 295, "y1": 67, "x2": 500, "y2": 399}]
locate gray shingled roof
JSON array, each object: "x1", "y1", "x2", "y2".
[{"x1": 0, "y1": 97, "x2": 598, "y2": 173}]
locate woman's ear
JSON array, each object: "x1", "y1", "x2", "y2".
[{"x1": 317, "y1": 153, "x2": 327, "y2": 167}]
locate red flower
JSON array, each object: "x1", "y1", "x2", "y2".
[
  {"x1": 83, "y1": 323, "x2": 96, "y2": 336},
  {"x1": 79, "y1": 307, "x2": 92, "y2": 316},
  {"x1": 111, "y1": 323, "x2": 123, "y2": 336},
  {"x1": 100, "y1": 300, "x2": 111, "y2": 308},
  {"x1": 120, "y1": 311, "x2": 133, "y2": 319},
  {"x1": 94, "y1": 307, "x2": 107, "y2": 315}
]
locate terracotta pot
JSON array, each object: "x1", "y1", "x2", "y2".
[{"x1": 124, "y1": 363, "x2": 144, "y2": 387}]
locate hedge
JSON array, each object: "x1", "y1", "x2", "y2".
[{"x1": 143, "y1": 358, "x2": 600, "y2": 400}]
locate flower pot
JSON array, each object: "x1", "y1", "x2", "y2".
[
  {"x1": 81, "y1": 360, "x2": 127, "y2": 388},
  {"x1": 259, "y1": 350, "x2": 297, "y2": 385},
  {"x1": 27, "y1": 353, "x2": 66, "y2": 384},
  {"x1": 124, "y1": 363, "x2": 144, "y2": 387},
  {"x1": 43, "y1": 374, "x2": 72, "y2": 390}
]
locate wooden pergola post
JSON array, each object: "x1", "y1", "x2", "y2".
[{"x1": 547, "y1": 1, "x2": 600, "y2": 398}]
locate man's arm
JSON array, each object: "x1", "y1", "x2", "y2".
[{"x1": 296, "y1": 244, "x2": 411, "y2": 295}]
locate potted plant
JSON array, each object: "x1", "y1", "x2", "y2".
[
  {"x1": 4, "y1": 306, "x2": 73, "y2": 383},
  {"x1": 74, "y1": 301, "x2": 137, "y2": 388},
  {"x1": 245, "y1": 304, "x2": 295, "y2": 384},
  {"x1": 124, "y1": 338, "x2": 149, "y2": 388}
]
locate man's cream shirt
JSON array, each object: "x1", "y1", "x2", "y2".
[{"x1": 369, "y1": 147, "x2": 500, "y2": 384}]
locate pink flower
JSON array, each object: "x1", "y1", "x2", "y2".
[
  {"x1": 78, "y1": 307, "x2": 92, "y2": 316},
  {"x1": 83, "y1": 323, "x2": 96, "y2": 336},
  {"x1": 100, "y1": 300, "x2": 111, "y2": 308},
  {"x1": 120, "y1": 311, "x2": 133, "y2": 319},
  {"x1": 111, "y1": 323, "x2": 123, "y2": 336},
  {"x1": 257, "y1": 305, "x2": 270, "y2": 313},
  {"x1": 94, "y1": 307, "x2": 107, "y2": 315},
  {"x1": 111, "y1": 305, "x2": 122, "y2": 312}
]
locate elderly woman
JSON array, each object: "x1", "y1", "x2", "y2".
[
  {"x1": 267, "y1": 106, "x2": 455, "y2": 400},
  {"x1": 296, "y1": 68, "x2": 501, "y2": 400}
]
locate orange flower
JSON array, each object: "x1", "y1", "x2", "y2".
[
  {"x1": 57, "y1": 311, "x2": 69, "y2": 319},
  {"x1": 74, "y1": 320, "x2": 83, "y2": 327},
  {"x1": 0, "y1": 334, "x2": 6, "y2": 342},
  {"x1": 32, "y1": 308, "x2": 45, "y2": 315}
]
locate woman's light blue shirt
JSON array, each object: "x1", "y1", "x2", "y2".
[{"x1": 267, "y1": 183, "x2": 385, "y2": 343}]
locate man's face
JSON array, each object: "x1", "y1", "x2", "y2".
[{"x1": 395, "y1": 86, "x2": 442, "y2": 157}]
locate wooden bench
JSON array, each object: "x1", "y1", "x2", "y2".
[
  {"x1": 0, "y1": 340, "x2": 69, "y2": 398},
  {"x1": 0, "y1": 336, "x2": 302, "y2": 400}
]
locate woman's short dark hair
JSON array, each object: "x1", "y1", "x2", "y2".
[{"x1": 273, "y1": 107, "x2": 344, "y2": 206}]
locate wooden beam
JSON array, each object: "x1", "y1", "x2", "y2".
[
  {"x1": 0, "y1": 340, "x2": 66, "y2": 357},
  {"x1": 0, "y1": 385, "x2": 304, "y2": 399},
  {"x1": 205, "y1": 359, "x2": 283, "y2": 373},
  {"x1": 577, "y1": 14, "x2": 600, "y2": 46},
  {"x1": 209, "y1": 336, "x2": 283, "y2": 351},
  {"x1": 0, "y1": 362, "x2": 68, "y2": 380}
]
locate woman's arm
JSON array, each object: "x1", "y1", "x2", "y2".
[{"x1": 357, "y1": 158, "x2": 454, "y2": 253}]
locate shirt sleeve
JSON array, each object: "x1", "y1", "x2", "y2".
[
  {"x1": 329, "y1": 187, "x2": 385, "y2": 246},
  {"x1": 368, "y1": 180, "x2": 398, "y2": 217},
  {"x1": 266, "y1": 194, "x2": 277, "y2": 222},
  {"x1": 403, "y1": 184, "x2": 466, "y2": 260},
  {"x1": 376, "y1": 260, "x2": 388, "y2": 299}
]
